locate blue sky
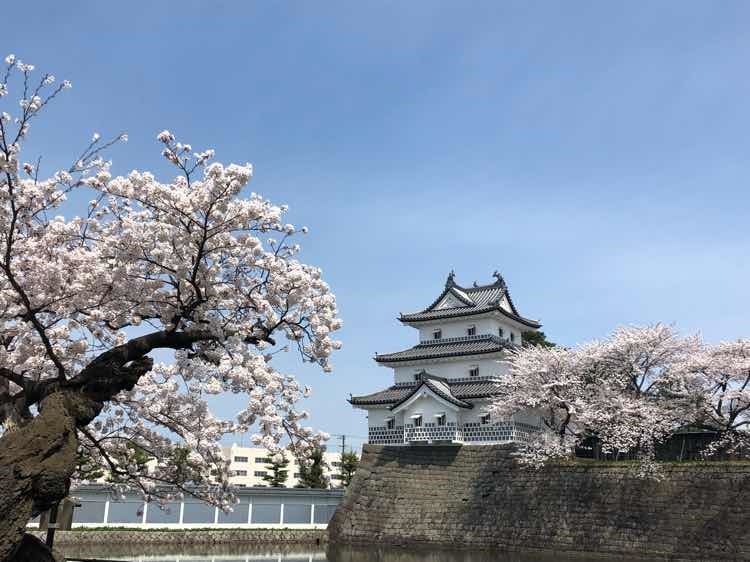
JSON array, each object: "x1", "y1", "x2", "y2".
[{"x1": 5, "y1": 1, "x2": 750, "y2": 450}]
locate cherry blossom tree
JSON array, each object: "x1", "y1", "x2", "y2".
[
  {"x1": 492, "y1": 324, "x2": 700, "y2": 468},
  {"x1": 0, "y1": 56, "x2": 341, "y2": 559},
  {"x1": 684, "y1": 340, "x2": 750, "y2": 457}
]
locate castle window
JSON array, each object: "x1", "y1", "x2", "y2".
[
  {"x1": 469, "y1": 366, "x2": 479, "y2": 378},
  {"x1": 467, "y1": 325, "x2": 476, "y2": 336},
  {"x1": 480, "y1": 413, "x2": 491, "y2": 425},
  {"x1": 413, "y1": 372, "x2": 422, "y2": 381},
  {"x1": 433, "y1": 329, "x2": 442, "y2": 340},
  {"x1": 436, "y1": 413, "x2": 446, "y2": 426},
  {"x1": 412, "y1": 414, "x2": 423, "y2": 427},
  {"x1": 386, "y1": 417, "x2": 395, "y2": 430},
  {"x1": 498, "y1": 327, "x2": 505, "y2": 338},
  {"x1": 510, "y1": 332, "x2": 515, "y2": 343}
]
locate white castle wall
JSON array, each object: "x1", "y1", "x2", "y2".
[
  {"x1": 415, "y1": 317, "x2": 521, "y2": 343},
  {"x1": 392, "y1": 358, "x2": 510, "y2": 384}
]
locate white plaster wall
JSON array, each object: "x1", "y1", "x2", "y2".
[
  {"x1": 462, "y1": 400, "x2": 492, "y2": 425},
  {"x1": 416, "y1": 317, "x2": 520, "y2": 343},
  {"x1": 400, "y1": 394, "x2": 459, "y2": 425},
  {"x1": 392, "y1": 358, "x2": 510, "y2": 383}
]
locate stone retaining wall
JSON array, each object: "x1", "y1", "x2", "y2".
[
  {"x1": 31, "y1": 528, "x2": 326, "y2": 546},
  {"x1": 328, "y1": 444, "x2": 750, "y2": 561}
]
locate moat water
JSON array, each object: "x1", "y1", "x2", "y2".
[{"x1": 61, "y1": 543, "x2": 658, "y2": 562}]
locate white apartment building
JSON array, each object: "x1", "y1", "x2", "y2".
[{"x1": 222, "y1": 445, "x2": 344, "y2": 488}]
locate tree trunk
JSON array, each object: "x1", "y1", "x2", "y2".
[{"x1": 0, "y1": 393, "x2": 82, "y2": 562}]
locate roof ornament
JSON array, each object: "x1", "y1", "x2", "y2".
[
  {"x1": 492, "y1": 270, "x2": 507, "y2": 289},
  {"x1": 445, "y1": 270, "x2": 456, "y2": 288},
  {"x1": 473, "y1": 281, "x2": 479, "y2": 287}
]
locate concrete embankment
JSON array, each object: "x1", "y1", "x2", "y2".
[
  {"x1": 328, "y1": 444, "x2": 750, "y2": 561},
  {"x1": 32, "y1": 528, "x2": 326, "y2": 546}
]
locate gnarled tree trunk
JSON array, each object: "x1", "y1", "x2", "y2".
[{"x1": 0, "y1": 392, "x2": 95, "y2": 561}]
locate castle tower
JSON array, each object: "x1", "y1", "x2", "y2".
[{"x1": 349, "y1": 271, "x2": 543, "y2": 445}]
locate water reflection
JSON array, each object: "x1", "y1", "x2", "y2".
[{"x1": 62, "y1": 543, "x2": 656, "y2": 562}]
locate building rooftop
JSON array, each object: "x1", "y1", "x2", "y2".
[
  {"x1": 349, "y1": 372, "x2": 505, "y2": 408},
  {"x1": 375, "y1": 333, "x2": 513, "y2": 364},
  {"x1": 398, "y1": 271, "x2": 541, "y2": 328}
]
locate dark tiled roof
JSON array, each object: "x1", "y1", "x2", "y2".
[
  {"x1": 349, "y1": 373, "x2": 504, "y2": 407},
  {"x1": 399, "y1": 272, "x2": 541, "y2": 328},
  {"x1": 375, "y1": 334, "x2": 512, "y2": 364}
]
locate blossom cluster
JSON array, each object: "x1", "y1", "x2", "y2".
[
  {"x1": 492, "y1": 324, "x2": 750, "y2": 470},
  {"x1": 0, "y1": 56, "x2": 342, "y2": 509}
]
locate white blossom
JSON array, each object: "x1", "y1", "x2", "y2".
[{"x1": 0, "y1": 59, "x2": 342, "y2": 511}]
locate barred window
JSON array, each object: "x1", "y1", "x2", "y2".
[
  {"x1": 467, "y1": 325, "x2": 476, "y2": 336},
  {"x1": 254, "y1": 471, "x2": 267, "y2": 477},
  {"x1": 234, "y1": 456, "x2": 248, "y2": 463}
]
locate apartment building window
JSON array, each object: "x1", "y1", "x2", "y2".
[
  {"x1": 293, "y1": 473, "x2": 302, "y2": 478},
  {"x1": 233, "y1": 456, "x2": 248, "y2": 463},
  {"x1": 467, "y1": 325, "x2": 476, "y2": 336},
  {"x1": 480, "y1": 413, "x2": 491, "y2": 425},
  {"x1": 433, "y1": 329, "x2": 442, "y2": 340},
  {"x1": 436, "y1": 413, "x2": 446, "y2": 427},
  {"x1": 386, "y1": 418, "x2": 395, "y2": 430},
  {"x1": 234, "y1": 470, "x2": 248, "y2": 476},
  {"x1": 254, "y1": 470, "x2": 267, "y2": 477},
  {"x1": 332, "y1": 474, "x2": 343, "y2": 480},
  {"x1": 236, "y1": 484, "x2": 246, "y2": 488},
  {"x1": 331, "y1": 461, "x2": 342, "y2": 467},
  {"x1": 413, "y1": 414, "x2": 423, "y2": 427},
  {"x1": 469, "y1": 365, "x2": 479, "y2": 378},
  {"x1": 255, "y1": 457, "x2": 271, "y2": 464}
]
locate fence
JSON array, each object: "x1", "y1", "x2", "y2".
[
  {"x1": 370, "y1": 420, "x2": 540, "y2": 445},
  {"x1": 29, "y1": 485, "x2": 344, "y2": 529}
]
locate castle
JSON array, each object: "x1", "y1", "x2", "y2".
[{"x1": 350, "y1": 271, "x2": 543, "y2": 445}]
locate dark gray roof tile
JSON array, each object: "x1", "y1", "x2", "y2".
[{"x1": 375, "y1": 334, "x2": 512, "y2": 363}]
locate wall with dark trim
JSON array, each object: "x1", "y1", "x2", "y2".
[{"x1": 328, "y1": 444, "x2": 750, "y2": 561}]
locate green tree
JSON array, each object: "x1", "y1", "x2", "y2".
[
  {"x1": 295, "y1": 448, "x2": 329, "y2": 489},
  {"x1": 339, "y1": 451, "x2": 359, "y2": 487},
  {"x1": 522, "y1": 330, "x2": 556, "y2": 349},
  {"x1": 262, "y1": 455, "x2": 289, "y2": 488}
]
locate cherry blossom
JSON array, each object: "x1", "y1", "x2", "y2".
[
  {"x1": 0, "y1": 56, "x2": 342, "y2": 516},
  {"x1": 493, "y1": 324, "x2": 703, "y2": 469}
]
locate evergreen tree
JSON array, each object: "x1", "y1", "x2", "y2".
[
  {"x1": 295, "y1": 448, "x2": 329, "y2": 489},
  {"x1": 522, "y1": 330, "x2": 556, "y2": 349},
  {"x1": 262, "y1": 455, "x2": 289, "y2": 488},
  {"x1": 339, "y1": 451, "x2": 359, "y2": 487}
]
